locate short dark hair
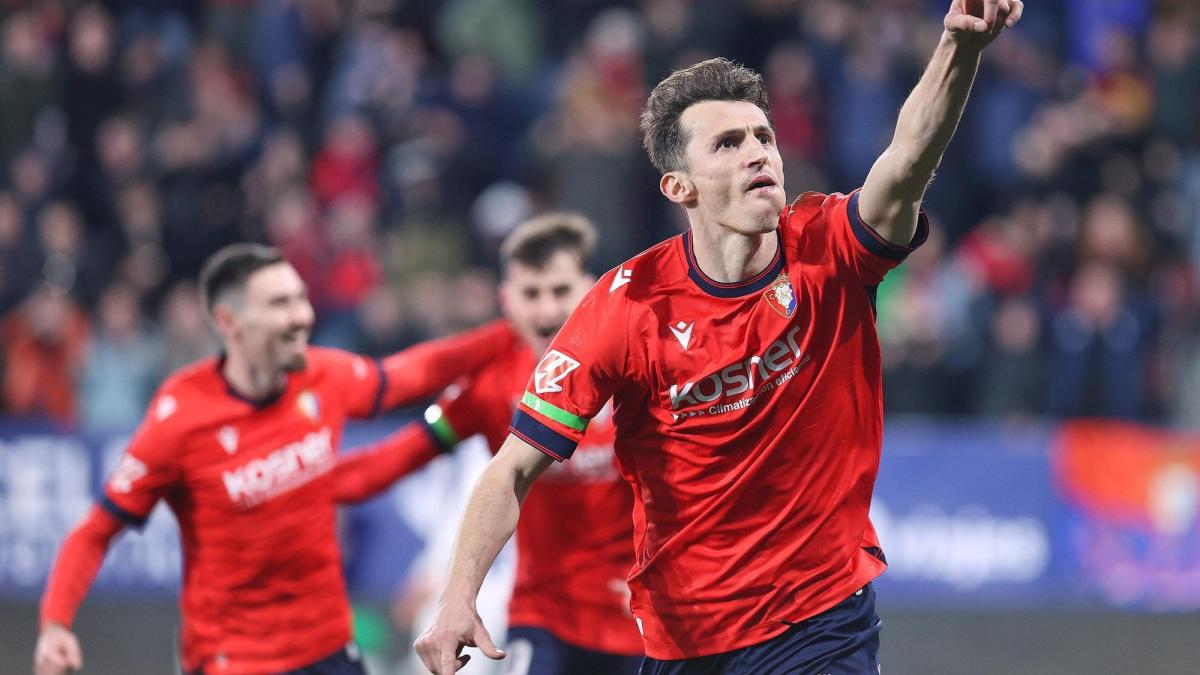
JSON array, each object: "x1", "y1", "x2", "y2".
[
  {"x1": 639, "y1": 57, "x2": 771, "y2": 174},
  {"x1": 199, "y1": 243, "x2": 287, "y2": 312},
  {"x1": 500, "y1": 212, "x2": 597, "y2": 273}
]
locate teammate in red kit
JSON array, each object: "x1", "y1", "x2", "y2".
[
  {"x1": 415, "y1": 2, "x2": 1024, "y2": 673},
  {"x1": 33, "y1": 243, "x2": 516, "y2": 675},
  {"x1": 331, "y1": 214, "x2": 643, "y2": 674}
]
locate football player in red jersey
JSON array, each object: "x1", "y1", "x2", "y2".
[
  {"x1": 329, "y1": 213, "x2": 643, "y2": 675},
  {"x1": 415, "y1": 2, "x2": 1024, "y2": 674},
  {"x1": 34, "y1": 243, "x2": 516, "y2": 675}
]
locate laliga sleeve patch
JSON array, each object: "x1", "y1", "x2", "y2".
[
  {"x1": 107, "y1": 454, "x2": 148, "y2": 494},
  {"x1": 533, "y1": 350, "x2": 580, "y2": 394}
]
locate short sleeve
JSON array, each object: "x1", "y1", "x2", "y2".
[
  {"x1": 312, "y1": 348, "x2": 386, "y2": 419},
  {"x1": 510, "y1": 271, "x2": 630, "y2": 461},
  {"x1": 101, "y1": 393, "x2": 183, "y2": 527},
  {"x1": 790, "y1": 190, "x2": 928, "y2": 286},
  {"x1": 421, "y1": 377, "x2": 493, "y2": 452}
]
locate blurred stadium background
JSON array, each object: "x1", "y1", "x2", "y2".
[{"x1": 1, "y1": 0, "x2": 1199, "y2": 673}]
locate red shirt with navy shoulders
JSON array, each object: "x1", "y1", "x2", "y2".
[
  {"x1": 510, "y1": 191, "x2": 928, "y2": 659},
  {"x1": 99, "y1": 349, "x2": 387, "y2": 673}
]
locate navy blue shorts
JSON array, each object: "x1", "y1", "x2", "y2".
[
  {"x1": 639, "y1": 584, "x2": 882, "y2": 675},
  {"x1": 504, "y1": 626, "x2": 644, "y2": 675},
  {"x1": 187, "y1": 645, "x2": 366, "y2": 675}
]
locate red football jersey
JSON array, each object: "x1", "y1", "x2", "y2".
[
  {"x1": 511, "y1": 191, "x2": 927, "y2": 659},
  {"x1": 424, "y1": 342, "x2": 642, "y2": 655},
  {"x1": 101, "y1": 348, "x2": 387, "y2": 674}
]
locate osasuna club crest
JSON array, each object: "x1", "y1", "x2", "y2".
[
  {"x1": 298, "y1": 390, "x2": 321, "y2": 422},
  {"x1": 763, "y1": 272, "x2": 797, "y2": 318}
]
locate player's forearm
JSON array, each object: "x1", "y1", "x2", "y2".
[
  {"x1": 379, "y1": 320, "x2": 514, "y2": 409},
  {"x1": 439, "y1": 440, "x2": 548, "y2": 606},
  {"x1": 40, "y1": 507, "x2": 122, "y2": 629},
  {"x1": 438, "y1": 462, "x2": 524, "y2": 606},
  {"x1": 332, "y1": 424, "x2": 441, "y2": 504},
  {"x1": 860, "y1": 32, "x2": 981, "y2": 242}
]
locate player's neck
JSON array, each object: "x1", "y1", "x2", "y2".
[
  {"x1": 688, "y1": 222, "x2": 778, "y2": 284},
  {"x1": 222, "y1": 351, "x2": 287, "y2": 402}
]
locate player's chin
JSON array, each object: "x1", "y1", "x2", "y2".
[
  {"x1": 740, "y1": 199, "x2": 784, "y2": 229},
  {"x1": 276, "y1": 343, "x2": 309, "y2": 372},
  {"x1": 737, "y1": 213, "x2": 780, "y2": 235},
  {"x1": 280, "y1": 353, "x2": 308, "y2": 372}
]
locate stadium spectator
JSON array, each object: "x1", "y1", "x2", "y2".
[
  {"x1": 77, "y1": 282, "x2": 162, "y2": 433},
  {"x1": 1, "y1": 285, "x2": 90, "y2": 424}
]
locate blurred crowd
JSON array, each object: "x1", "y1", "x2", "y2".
[{"x1": 0, "y1": 0, "x2": 1197, "y2": 432}]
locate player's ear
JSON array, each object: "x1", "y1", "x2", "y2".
[
  {"x1": 660, "y1": 171, "x2": 696, "y2": 205},
  {"x1": 498, "y1": 281, "x2": 512, "y2": 313},
  {"x1": 211, "y1": 303, "x2": 238, "y2": 338}
]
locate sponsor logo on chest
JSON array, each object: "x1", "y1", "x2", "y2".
[
  {"x1": 221, "y1": 427, "x2": 335, "y2": 507},
  {"x1": 666, "y1": 324, "x2": 811, "y2": 416}
]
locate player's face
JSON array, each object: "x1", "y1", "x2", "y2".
[
  {"x1": 674, "y1": 100, "x2": 786, "y2": 235},
  {"x1": 501, "y1": 251, "x2": 594, "y2": 356},
  {"x1": 229, "y1": 263, "x2": 315, "y2": 373}
]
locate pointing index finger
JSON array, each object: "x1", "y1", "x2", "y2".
[{"x1": 983, "y1": 0, "x2": 999, "y2": 26}]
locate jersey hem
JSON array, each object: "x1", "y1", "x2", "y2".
[
  {"x1": 507, "y1": 619, "x2": 645, "y2": 657},
  {"x1": 182, "y1": 629, "x2": 351, "y2": 674},
  {"x1": 637, "y1": 564, "x2": 887, "y2": 660}
]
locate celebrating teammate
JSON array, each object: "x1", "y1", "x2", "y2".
[
  {"x1": 331, "y1": 213, "x2": 643, "y2": 674},
  {"x1": 415, "y1": 1, "x2": 1024, "y2": 673},
  {"x1": 34, "y1": 243, "x2": 515, "y2": 675}
]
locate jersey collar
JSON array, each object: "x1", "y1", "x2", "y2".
[
  {"x1": 215, "y1": 353, "x2": 289, "y2": 408},
  {"x1": 682, "y1": 228, "x2": 785, "y2": 298}
]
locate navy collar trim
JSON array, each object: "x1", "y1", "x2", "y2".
[
  {"x1": 216, "y1": 353, "x2": 287, "y2": 408},
  {"x1": 682, "y1": 229, "x2": 785, "y2": 298}
]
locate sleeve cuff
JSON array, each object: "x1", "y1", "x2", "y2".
[
  {"x1": 421, "y1": 405, "x2": 460, "y2": 453},
  {"x1": 367, "y1": 358, "x2": 388, "y2": 418},
  {"x1": 100, "y1": 495, "x2": 148, "y2": 529},
  {"x1": 510, "y1": 410, "x2": 578, "y2": 461},
  {"x1": 848, "y1": 190, "x2": 929, "y2": 262}
]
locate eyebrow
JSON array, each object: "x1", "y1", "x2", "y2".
[{"x1": 709, "y1": 125, "x2": 774, "y2": 143}]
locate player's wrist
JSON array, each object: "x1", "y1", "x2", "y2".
[
  {"x1": 39, "y1": 619, "x2": 71, "y2": 634},
  {"x1": 938, "y1": 31, "x2": 985, "y2": 66},
  {"x1": 436, "y1": 591, "x2": 475, "y2": 612}
]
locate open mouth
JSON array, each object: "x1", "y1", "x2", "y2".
[
  {"x1": 746, "y1": 175, "x2": 777, "y2": 193},
  {"x1": 536, "y1": 325, "x2": 560, "y2": 339},
  {"x1": 281, "y1": 330, "x2": 309, "y2": 347}
]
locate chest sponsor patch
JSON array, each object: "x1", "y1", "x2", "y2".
[{"x1": 221, "y1": 427, "x2": 335, "y2": 507}]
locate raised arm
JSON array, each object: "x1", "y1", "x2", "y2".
[
  {"x1": 859, "y1": 0, "x2": 1024, "y2": 244},
  {"x1": 332, "y1": 423, "x2": 444, "y2": 504},
  {"x1": 35, "y1": 506, "x2": 125, "y2": 675},
  {"x1": 413, "y1": 434, "x2": 555, "y2": 674},
  {"x1": 378, "y1": 320, "x2": 516, "y2": 410}
]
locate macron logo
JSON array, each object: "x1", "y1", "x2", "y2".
[
  {"x1": 217, "y1": 425, "x2": 239, "y2": 455},
  {"x1": 155, "y1": 395, "x2": 177, "y2": 421},
  {"x1": 609, "y1": 266, "x2": 632, "y2": 293},
  {"x1": 534, "y1": 350, "x2": 580, "y2": 394},
  {"x1": 670, "y1": 321, "x2": 693, "y2": 350}
]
